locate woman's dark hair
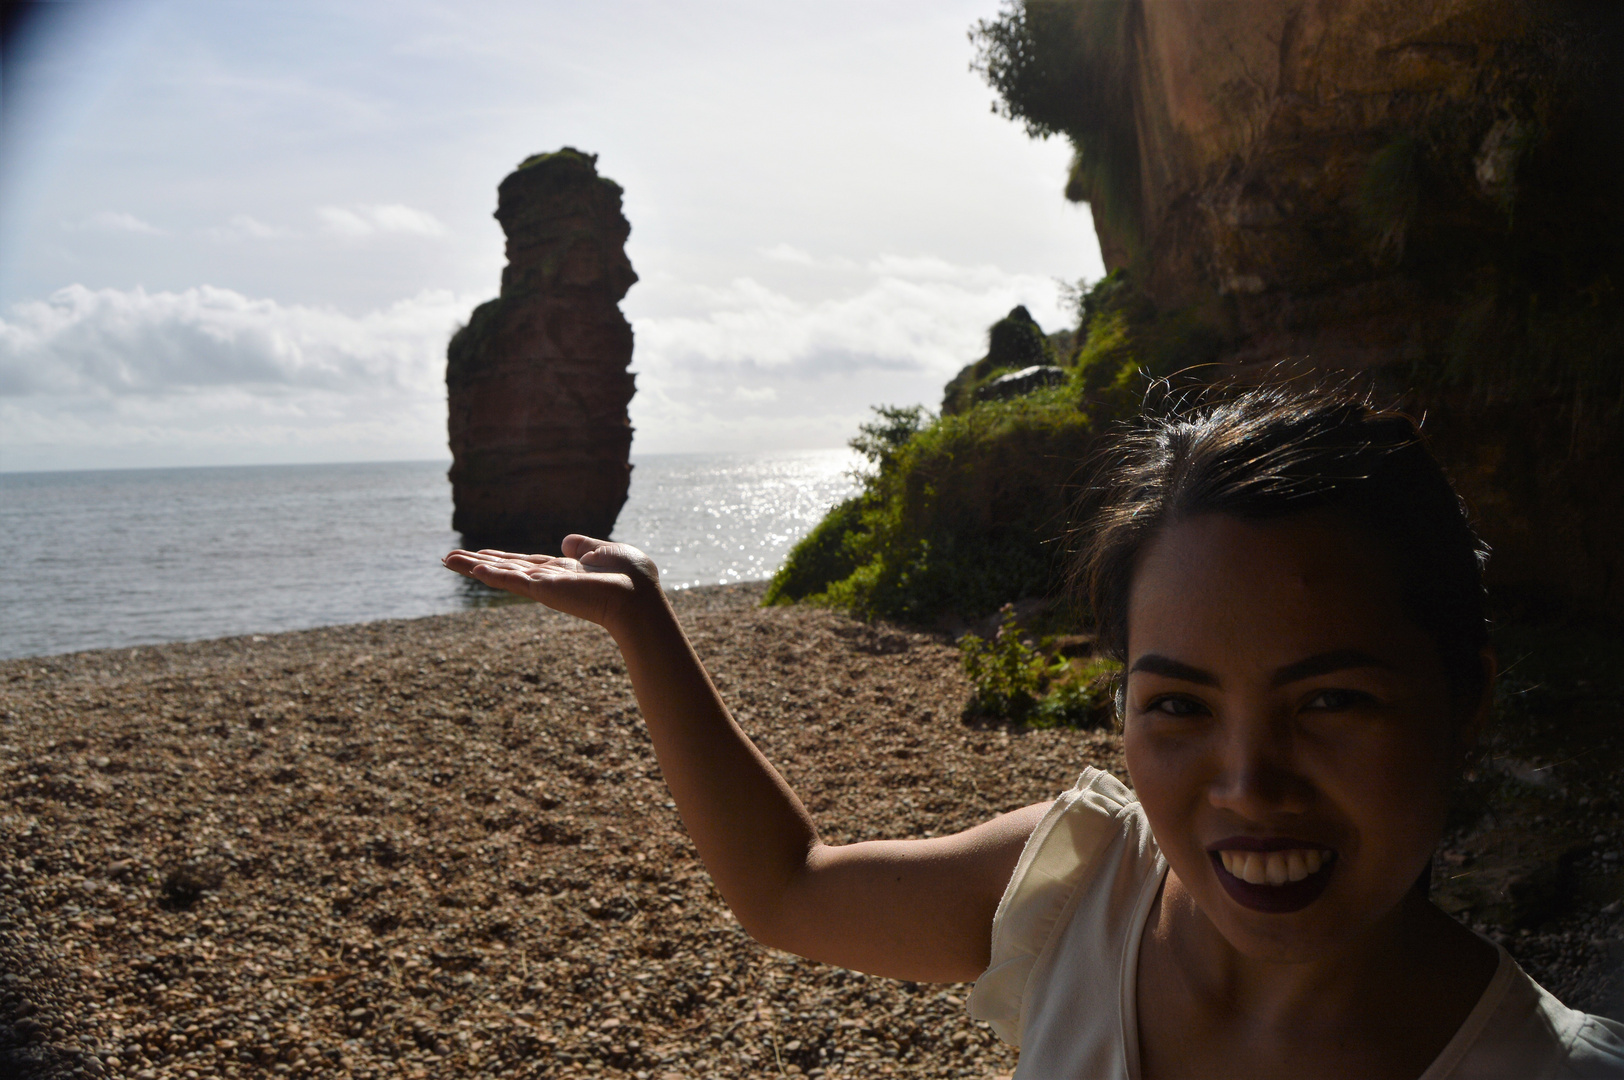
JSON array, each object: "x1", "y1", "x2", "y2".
[{"x1": 1074, "y1": 381, "x2": 1491, "y2": 709}]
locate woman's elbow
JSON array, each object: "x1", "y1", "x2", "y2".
[
  {"x1": 726, "y1": 894, "x2": 799, "y2": 951},
  {"x1": 719, "y1": 863, "x2": 820, "y2": 953}
]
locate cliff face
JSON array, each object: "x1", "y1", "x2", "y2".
[
  {"x1": 976, "y1": 0, "x2": 1624, "y2": 615},
  {"x1": 447, "y1": 149, "x2": 637, "y2": 554},
  {"x1": 1093, "y1": 1, "x2": 1614, "y2": 361}
]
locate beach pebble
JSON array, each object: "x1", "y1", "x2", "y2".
[{"x1": 1, "y1": 582, "x2": 1619, "y2": 1076}]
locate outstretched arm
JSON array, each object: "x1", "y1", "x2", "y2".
[{"x1": 443, "y1": 536, "x2": 1045, "y2": 982}]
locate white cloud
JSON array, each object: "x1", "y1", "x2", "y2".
[
  {"x1": 760, "y1": 243, "x2": 816, "y2": 265},
  {"x1": 317, "y1": 203, "x2": 447, "y2": 238},
  {"x1": 316, "y1": 207, "x2": 375, "y2": 236},
  {"x1": 627, "y1": 256, "x2": 1075, "y2": 454},
  {"x1": 0, "y1": 283, "x2": 477, "y2": 468},
  {"x1": 635, "y1": 259, "x2": 1069, "y2": 376},
  {"x1": 0, "y1": 283, "x2": 472, "y2": 398},
  {"x1": 0, "y1": 388, "x2": 453, "y2": 471},
  {"x1": 208, "y1": 214, "x2": 285, "y2": 240},
  {"x1": 0, "y1": 256, "x2": 1078, "y2": 466},
  {"x1": 863, "y1": 254, "x2": 1011, "y2": 282},
  {"x1": 66, "y1": 211, "x2": 163, "y2": 235}
]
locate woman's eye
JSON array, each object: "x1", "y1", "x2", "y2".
[
  {"x1": 1146, "y1": 695, "x2": 1208, "y2": 717},
  {"x1": 1303, "y1": 688, "x2": 1376, "y2": 711}
]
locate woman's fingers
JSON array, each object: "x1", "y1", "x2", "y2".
[
  {"x1": 562, "y1": 537, "x2": 651, "y2": 579},
  {"x1": 441, "y1": 551, "x2": 480, "y2": 577},
  {"x1": 446, "y1": 541, "x2": 649, "y2": 579},
  {"x1": 465, "y1": 560, "x2": 575, "y2": 602},
  {"x1": 445, "y1": 548, "x2": 548, "y2": 562},
  {"x1": 441, "y1": 542, "x2": 644, "y2": 629},
  {"x1": 473, "y1": 548, "x2": 552, "y2": 562},
  {"x1": 445, "y1": 550, "x2": 568, "y2": 575},
  {"x1": 476, "y1": 559, "x2": 570, "y2": 584},
  {"x1": 443, "y1": 547, "x2": 616, "y2": 597},
  {"x1": 443, "y1": 551, "x2": 504, "y2": 578},
  {"x1": 468, "y1": 562, "x2": 522, "y2": 586},
  {"x1": 560, "y1": 534, "x2": 608, "y2": 560}
]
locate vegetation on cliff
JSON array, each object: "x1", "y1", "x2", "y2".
[
  {"x1": 764, "y1": 390, "x2": 1092, "y2": 622},
  {"x1": 970, "y1": 0, "x2": 1141, "y2": 251},
  {"x1": 971, "y1": 1, "x2": 1624, "y2": 410},
  {"x1": 767, "y1": 276, "x2": 1217, "y2": 624},
  {"x1": 778, "y1": 1, "x2": 1624, "y2": 633},
  {"x1": 970, "y1": 1, "x2": 1624, "y2": 419}
]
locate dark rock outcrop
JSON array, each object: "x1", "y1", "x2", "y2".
[
  {"x1": 942, "y1": 306, "x2": 1058, "y2": 414},
  {"x1": 978, "y1": 365, "x2": 1068, "y2": 405},
  {"x1": 447, "y1": 148, "x2": 637, "y2": 553}
]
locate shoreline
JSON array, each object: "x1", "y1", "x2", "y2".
[
  {"x1": 0, "y1": 581, "x2": 755, "y2": 669},
  {"x1": 0, "y1": 450, "x2": 858, "y2": 666}
]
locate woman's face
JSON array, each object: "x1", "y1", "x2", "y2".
[{"x1": 1123, "y1": 511, "x2": 1478, "y2": 963}]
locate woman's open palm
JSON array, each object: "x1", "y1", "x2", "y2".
[{"x1": 441, "y1": 534, "x2": 657, "y2": 631}]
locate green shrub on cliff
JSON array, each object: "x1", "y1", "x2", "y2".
[
  {"x1": 970, "y1": 1, "x2": 1142, "y2": 248},
  {"x1": 973, "y1": 2, "x2": 1624, "y2": 434},
  {"x1": 766, "y1": 406, "x2": 929, "y2": 605},
  {"x1": 764, "y1": 495, "x2": 870, "y2": 607},
  {"x1": 1067, "y1": 270, "x2": 1225, "y2": 403},
  {"x1": 768, "y1": 274, "x2": 1224, "y2": 623},
  {"x1": 847, "y1": 404, "x2": 932, "y2": 472},
  {"x1": 766, "y1": 390, "x2": 1093, "y2": 621}
]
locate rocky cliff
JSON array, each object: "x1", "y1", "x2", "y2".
[
  {"x1": 974, "y1": 0, "x2": 1624, "y2": 615},
  {"x1": 446, "y1": 149, "x2": 637, "y2": 553}
]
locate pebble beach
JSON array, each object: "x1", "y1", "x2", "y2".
[
  {"x1": 0, "y1": 584, "x2": 1122, "y2": 1079},
  {"x1": 2, "y1": 583, "x2": 1619, "y2": 1079}
]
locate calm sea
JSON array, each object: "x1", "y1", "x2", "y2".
[{"x1": 0, "y1": 450, "x2": 859, "y2": 660}]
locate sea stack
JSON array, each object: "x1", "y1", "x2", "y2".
[{"x1": 447, "y1": 148, "x2": 636, "y2": 553}]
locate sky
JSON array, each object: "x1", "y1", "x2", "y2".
[{"x1": 0, "y1": 0, "x2": 1104, "y2": 472}]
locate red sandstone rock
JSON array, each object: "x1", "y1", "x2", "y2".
[
  {"x1": 979, "y1": 0, "x2": 1624, "y2": 614},
  {"x1": 1120, "y1": 0, "x2": 1624, "y2": 616},
  {"x1": 447, "y1": 148, "x2": 637, "y2": 553}
]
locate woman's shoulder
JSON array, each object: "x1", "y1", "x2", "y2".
[
  {"x1": 968, "y1": 766, "x2": 1163, "y2": 1049},
  {"x1": 1430, "y1": 946, "x2": 1624, "y2": 1078},
  {"x1": 986, "y1": 766, "x2": 1150, "y2": 948}
]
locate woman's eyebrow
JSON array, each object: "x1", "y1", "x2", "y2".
[
  {"x1": 1127, "y1": 654, "x2": 1218, "y2": 685},
  {"x1": 1127, "y1": 650, "x2": 1394, "y2": 688},
  {"x1": 1270, "y1": 649, "x2": 1394, "y2": 687}
]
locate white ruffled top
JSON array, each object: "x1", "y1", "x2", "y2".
[{"x1": 967, "y1": 767, "x2": 1624, "y2": 1079}]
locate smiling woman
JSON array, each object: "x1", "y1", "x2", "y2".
[
  {"x1": 1126, "y1": 510, "x2": 1464, "y2": 916},
  {"x1": 969, "y1": 384, "x2": 1621, "y2": 1078},
  {"x1": 445, "y1": 381, "x2": 1622, "y2": 1078}
]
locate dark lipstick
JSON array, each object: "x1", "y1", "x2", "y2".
[{"x1": 1207, "y1": 840, "x2": 1337, "y2": 914}]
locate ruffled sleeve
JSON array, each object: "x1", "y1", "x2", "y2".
[
  {"x1": 1426, "y1": 945, "x2": 1624, "y2": 1078},
  {"x1": 967, "y1": 767, "x2": 1141, "y2": 1046}
]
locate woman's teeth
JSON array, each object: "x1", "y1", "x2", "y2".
[{"x1": 1218, "y1": 848, "x2": 1327, "y2": 885}]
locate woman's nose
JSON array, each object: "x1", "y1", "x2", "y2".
[{"x1": 1206, "y1": 717, "x2": 1314, "y2": 819}]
